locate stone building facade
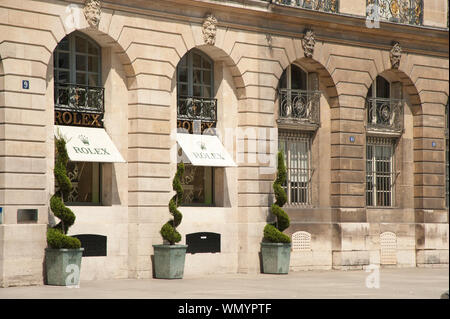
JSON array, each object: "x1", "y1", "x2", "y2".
[{"x1": 0, "y1": 0, "x2": 448, "y2": 286}]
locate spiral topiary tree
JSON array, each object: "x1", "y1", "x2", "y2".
[
  {"x1": 47, "y1": 134, "x2": 81, "y2": 249},
  {"x1": 263, "y1": 150, "x2": 291, "y2": 243},
  {"x1": 160, "y1": 162, "x2": 185, "y2": 245}
]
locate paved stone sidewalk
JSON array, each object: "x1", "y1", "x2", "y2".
[{"x1": 0, "y1": 267, "x2": 448, "y2": 299}]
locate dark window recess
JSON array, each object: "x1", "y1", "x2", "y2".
[
  {"x1": 71, "y1": 234, "x2": 107, "y2": 257},
  {"x1": 17, "y1": 209, "x2": 38, "y2": 224},
  {"x1": 186, "y1": 232, "x2": 221, "y2": 254}
]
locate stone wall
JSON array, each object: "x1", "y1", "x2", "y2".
[{"x1": 0, "y1": 0, "x2": 448, "y2": 286}]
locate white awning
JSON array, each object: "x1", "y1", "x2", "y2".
[
  {"x1": 177, "y1": 133, "x2": 236, "y2": 167},
  {"x1": 54, "y1": 125, "x2": 126, "y2": 163}
]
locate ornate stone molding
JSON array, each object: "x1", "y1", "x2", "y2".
[
  {"x1": 302, "y1": 29, "x2": 315, "y2": 58},
  {"x1": 202, "y1": 14, "x2": 218, "y2": 45},
  {"x1": 84, "y1": 0, "x2": 101, "y2": 28},
  {"x1": 390, "y1": 42, "x2": 402, "y2": 69}
]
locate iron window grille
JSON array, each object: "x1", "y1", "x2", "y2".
[
  {"x1": 366, "y1": 76, "x2": 404, "y2": 134},
  {"x1": 270, "y1": 0, "x2": 339, "y2": 13},
  {"x1": 277, "y1": 64, "x2": 320, "y2": 128},
  {"x1": 279, "y1": 131, "x2": 313, "y2": 206},
  {"x1": 366, "y1": 0, "x2": 423, "y2": 26},
  {"x1": 366, "y1": 136, "x2": 397, "y2": 207}
]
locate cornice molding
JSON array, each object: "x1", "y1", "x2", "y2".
[{"x1": 92, "y1": 0, "x2": 448, "y2": 57}]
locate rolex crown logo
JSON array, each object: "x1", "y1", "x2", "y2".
[
  {"x1": 197, "y1": 141, "x2": 207, "y2": 151},
  {"x1": 78, "y1": 134, "x2": 89, "y2": 145}
]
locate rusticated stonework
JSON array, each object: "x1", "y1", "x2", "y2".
[
  {"x1": 202, "y1": 14, "x2": 218, "y2": 45},
  {"x1": 302, "y1": 29, "x2": 316, "y2": 58},
  {"x1": 84, "y1": 0, "x2": 101, "y2": 28},
  {"x1": 390, "y1": 42, "x2": 402, "y2": 69}
]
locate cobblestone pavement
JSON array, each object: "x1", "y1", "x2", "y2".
[{"x1": 0, "y1": 267, "x2": 448, "y2": 299}]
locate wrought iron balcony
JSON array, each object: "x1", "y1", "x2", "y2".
[
  {"x1": 366, "y1": 97, "x2": 404, "y2": 133},
  {"x1": 268, "y1": 0, "x2": 339, "y2": 13},
  {"x1": 278, "y1": 89, "x2": 321, "y2": 127},
  {"x1": 54, "y1": 83, "x2": 104, "y2": 114},
  {"x1": 366, "y1": 0, "x2": 423, "y2": 26},
  {"x1": 177, "y1": 96, "x2": 217, "y2": 123}
]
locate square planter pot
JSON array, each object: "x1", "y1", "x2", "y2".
[
  {"x1": 153, "y1": 244, "x2": 188, "y2": 279},
  {"x1": 261, "y1": 242, "x2": 291, "y2": 274},
  {"x1": 45, "y1": 248, "x2": 84, "y2": 286}
]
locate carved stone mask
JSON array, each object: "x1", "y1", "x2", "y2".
[
  {"x1": 390, "y1": 42, "x2": 402, "y2": 69},
  {"x1": 84, "y1": 0, "x2": 101, "y2": 28},
  {"x1": 202, "y1": 14, "x2": 218, "y2": 45},
  {"x1": 302, "y1": 30, "x2": 315, "y2": 58}
]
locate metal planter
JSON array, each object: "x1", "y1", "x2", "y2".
[
  {"x1": 45, "y1": 248, "x2": 84, "y2": 286},
  {"x1": 261, "y1": 242, "x2": 291, "y2": 274},
  {"x1": 153, "y1": 244, "x2": 188, "y2": 279}
]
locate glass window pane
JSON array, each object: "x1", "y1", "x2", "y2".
[
  {"x1": 203, "y1": 71, "x2": 211, "y2": 86},
  {"x1": 279, "y1": 69, "x2": 288, "y2": 89},
  {"x1": 203, "y1": 86, "x2": 211, "y2": 98},
  {"x1": 58, "y1": 52, "x2": 70, "y2": 69},
  {"x1": 291, "y1": 65, "x2": 307, "y2": 90},
  {"x1": 88, "y1": 74, "x2": 99, "y2": 86},
  {"x1": 88, "y1": 56, "x2": 99, "y2": 73},
  {"x1": 193, "y1": 85, "x2": 202, "y2": 97},
  {"x1": 376, "y1": 76, "x2": 390, "y2": 98},
  {"x1": 75, "y1": 36, "x2": 88, "y2": 53},
  {"x1": 178, "y1": 67, "x2": 188, "y2": 83},
  {"x1": 76, "y1": 55, "x2": 87, "y2": 71},
  {"x1": 179, "y1": 55, "x2": 187, "y2": 67},
  {"x1": 63, "y1": 162, "x2": 100, "y2": 204},
  {"x1": 193, "y1": 70, "x2": 201, "y2": 84},
  {"x1": 58, "y1": 71, "x2": 70, "y2": 84},
  {"x1": 202, "y1": 58, "x2": 211, "y2": 69},
  {"x1": 88, "y1": 42, "x2": 99, "y2": 55},
  {"x1": 180, "y1": 165, "x2": 213, "y2": 205},
  {"x1": 58, "y1": 37, "x2": 69, "y2": 51},
  {"x1": 193, "y1": 53, "x2": 202, "y2": 68},
  {"x1": 76, "y1": 72, "x2": 87, "y2": 85},
  {"x1": 178, "y1": 84, "x2": 188, "y2": 96}
]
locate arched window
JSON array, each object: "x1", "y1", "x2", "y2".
[
  {"x1": 366, "y1": 75, "x2": 403, "y2": 132},
  {"x1": 177, "y1": 49, "x2": 215, "y2": 135},
  {"x1": 365, "y1": 75, "x2": 403, "y2": 207},
  {"x1": 277, "y1": 64, "x2": 319, "y2": 206},
  {"x1": 278, "y1": 64, "x2": 319, "y2": 125},
  {"x1": 53, "y1": 32, "x2": 103, "y2": 204},
  {"x1": 176, "y1": 49, "x2": 216, "y2": 206},
  {"x1": 54, "y1": 32, "x2": 103, "y2": 114}
]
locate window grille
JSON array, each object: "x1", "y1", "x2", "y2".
[
  {"x1": 366, "y1": 136, "x2": 396, "y2": 207},
  {"x1": 279, "y1": 131, "x2": 312, "y2": 205},
  {"x1": 380, "y1": 232, "x2": 397, "y2": 265},
  {"x1": 292, "y1": 231, "x2": 311, "y2": 251}
]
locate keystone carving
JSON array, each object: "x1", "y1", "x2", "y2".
[
  {"x1": 202, "y1": 14, "x2": 218, "y2": 45},
  {"x1": 84, "y1": 0, "x2": 101, "y2": 28}
]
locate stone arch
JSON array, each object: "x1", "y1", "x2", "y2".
[
  {"x1": 171, "y1": 43, "x2": 247, "y2": 102},
  {"x1": 273, "y1": 57, "x2": 339, "y2": 109}
]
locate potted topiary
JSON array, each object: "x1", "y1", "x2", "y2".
[
  {"x1": 153, "y1": 162, "x2": 188, "y2": 279},
  {"x1": 261, "y1": 150, "x2": 291, "y2": 274},
  {"x1": 45, "y1": 133, "x2": 84, "y2": 286}
]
